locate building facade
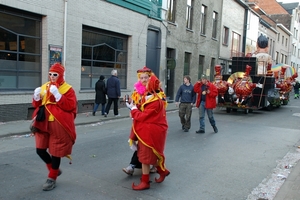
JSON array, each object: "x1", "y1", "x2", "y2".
[
  {"x1": 164, "y1": 0, "x2": 223, "y2": 100},
  {"x1": 0, "y1": 0, "x2": 167, "y2": 121}
]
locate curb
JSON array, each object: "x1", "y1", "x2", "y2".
[{"x1": 0, "y1": 108, "x2": 178, "y2": 139}]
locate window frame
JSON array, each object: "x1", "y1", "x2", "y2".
[
  {"x1": 167, "y1": 0, "x2": 176, "y2": 23},
  {"x1": 0, "y1": 6, "x2": 42, "y2": 91},
  {"x1": 200, "y1": 5, "x2": 207, "y2": 35},
  {"x1": 212, "y1": 11, "x2": 218, "y2": 39},
  {"x1": 186, "y1": 0, "x2": 194, "y2": 30}
]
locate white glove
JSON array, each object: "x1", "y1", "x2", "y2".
[
  {"x1": 256, "y1": 83, "x2": 263, "y2": 88},
  {"x1": 130, "y1": 142, "x2": 137, "y2": 151},
  {"x1": 49, "y1": 85, "x2": 62, "y2": 101},
  {"x1": 33, "y1": 87, "x2": 41, "y2": 101},
  {"x1": 126, "y1": 101, "x2": 137, "y2": 110}
]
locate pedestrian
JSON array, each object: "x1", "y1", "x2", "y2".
[
  {"x1": 31, "y1": 63, "x2": 77, "y2": 191},
  {"x1": 293, "y1": 80, "x2": 300, "y2": 99},
  {"x1": 175, "y1": 75, "x2": 196, "y2": 132},
  {"x1": 104, "y1": 69, "x2": 121, "y2": 117},
  {"x1": 126, "y1": 74, "x2": 170, "y2": 190},
  {"x1": 122, "y1": 66, "x2": 156, "y2": 175},
  {"x1": 193, "y1": 74, "x2": 218, "y2": 134},
  {"x1": 92, "y1": 75, "x2": 106, "y2": 116}
]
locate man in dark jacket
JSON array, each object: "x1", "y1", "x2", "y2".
[
  {"x1": 104, "y1": 69, "x2": 121, "y2": 117},
  {"x1": 92, "y1": 75, "x2": 106, "y2": 116},
  {"x1": 175, "y1": 75, "x2": 196, "y2": 132}
]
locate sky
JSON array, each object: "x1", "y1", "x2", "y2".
[{"x1": 277, "y1": 0, "x2": 300, "y2": 3}]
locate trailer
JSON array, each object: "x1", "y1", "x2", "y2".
[{"x1": 215, "y1": 57, "x2": 284, "y2": 114}]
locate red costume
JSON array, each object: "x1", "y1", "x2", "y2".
[
  {"x1": 129, "y1": 75, "x2": 169, "y2": 190},
  {"x1": 31, "y1": 63, "x2": 77, "y2": 191}
]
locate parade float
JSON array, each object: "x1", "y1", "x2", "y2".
[{"x1": 214, "y1": 34, "x2": 297, "y2": 114}]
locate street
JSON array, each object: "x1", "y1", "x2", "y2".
[{"x1": 1, "y1": 99, "x2": 300, "y2": 200}]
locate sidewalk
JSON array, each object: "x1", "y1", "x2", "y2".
[
  {"x1": 0, "y1": 102, "x2": 299, "y2": 200},
  {"x1": 0, "y1": 102, "x2": 178, "y2": 138}
]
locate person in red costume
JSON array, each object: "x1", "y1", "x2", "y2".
[
  {"x1": 122, "y1": 66, "x2": 156, "y2": 175},
  {"x1": 31, "y1": 63, "x2": 77, "y2": 191},
  {"x1": 126, "y1": 74, "x2": 170, "y2": 190}
]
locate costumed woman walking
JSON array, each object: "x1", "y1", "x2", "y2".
[
  {"x1": 126, "y1": 74, "x2": 170, "y2": 190},
  {"x1": 122, "y1": 66, "x2": 157, "y2": 175},
  {"x1": 31, "y1": 63, "x2": 77, "y2": 191}
]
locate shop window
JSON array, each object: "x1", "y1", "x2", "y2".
[
  {"x1": 0, "y1": 6, "x2": 41, "y2": 91},
  {"x1": 81, "y1": 26, "x2": 128, "y2": 89}
]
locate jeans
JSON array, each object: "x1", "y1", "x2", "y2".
[
  {"x1": 198, "y1": 101, "x2": 216, "y2": 130},
  {"x1": 93, "y1": 103, "x2": 105, "y2": 115}
]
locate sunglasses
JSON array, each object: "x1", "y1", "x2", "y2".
[{"x1": 49, "y1": 73, "x2": 59, "y2": 77}]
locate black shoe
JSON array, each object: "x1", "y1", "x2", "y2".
[
  {"x1": 182, "y1": 125, "x2": 185, "y2": 130},
  {"x1": 184, "y1": 129, "x2": 189, "y2": 132},
  {"x1": 213, "y1": 126, "x2": 218, "y2": 133},
  {"x1": 196, "y1": 130, "x2": 205, "y2": 134},
  {"x1": 92, "y1": 112, "x2": 95, "y2": 116}
]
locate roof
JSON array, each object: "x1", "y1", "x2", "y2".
[
  {"x1": 248, "y1": 0, "x2": 289, "y2": 14},
  {"x1": 279, "y1": 2, "x2": 300, "y2": 15}
]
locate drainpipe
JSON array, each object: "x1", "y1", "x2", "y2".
[
  {"x1": 242, "y1": 7, "x2": 248, "y2": 54},
  {"x1": 63, "y1": 0, "x2": 68, "y2": 72}
]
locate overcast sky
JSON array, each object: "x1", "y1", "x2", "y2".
[{"x1": 277, "y1": 0, "x2": 300, "y2": 3}]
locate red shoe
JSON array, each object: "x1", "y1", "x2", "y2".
[
  {"x1": 132, "y1": 174, "x2": 150, "y2": 190},
  {"x1": 155, "y1": 169, "x2": 170, "y2": 183},
  {"x1": 132, "y1": 181, "x2": 150, "y2": 190}
]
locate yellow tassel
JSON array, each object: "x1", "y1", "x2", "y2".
[
  {"x1": 66, "y1": 154, "x2": 72, "y2": 164},
  {"x1": 48, "y1": 114, "x2": 54, "y2": 121}
]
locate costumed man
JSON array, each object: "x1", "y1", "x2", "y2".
[
  {"x1": 126, "y1": 75, "x2": 170, "y2": 190},
  {"x1": 252, "y1": 34, "x2": 273, "y2": 75},
  {"x1": 122, "y1": 66, "x2": 159, "y2": 175},
  {"x1": 31, "y1": 63, "x2": 77, "y2": 191}
]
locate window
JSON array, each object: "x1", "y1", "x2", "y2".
[
  {"x1": 167, "y1": 0, "x2": 176, "y2": 23},
  {"x1": 275, "y1": 51, "x2": 279, "y2": 64},
  {"x1": 0, "y1": 7, "x2": 42, "y2": 90},
  {"x1": 285, "y1": 38, "x2": 288, "y2": 47},
  {"x1": 222, "y1": 26, "x2": 229, "y2": 45},
  {"x1": 81, "y1": 26, "x2": 128, "y2": 89},
  {"x1": 231, "y1": 32, "x2": 241, "y2": 57},
  {"x1": 282, "y1": 36, "x2": 284, "y2": 44},
  {"x1": 269, "y1": 38, "x2": 272, "y2": 56},
  {"x1": 212, "y1": 11, "x2": 218, "y2": 39},
  {"x1": 184, "y1": 52, "x2": 191, "y2": 75},
  {"x1": 277, "y1": 33, "x2": 280, "y2": 42},
  {"x1": 284, "y1": 55, "x2": 287, "y2": 64},
  {"x1": 200, "y1": 5, "x2": 207, "y2": 35},
  {"x1": 198, "y1": 55, "x2": 205, "y2": 79},
  {"x1": 186, "y1": 0, "x2": 194, "y2": 29}
]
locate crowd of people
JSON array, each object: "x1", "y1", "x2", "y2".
[{"x1": 31, "y1": 63, "x2": 221, "y2": 191}]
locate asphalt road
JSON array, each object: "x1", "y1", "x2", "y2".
[{"x1": 1, "y1": 99, "x2": 300, "y2": 200}]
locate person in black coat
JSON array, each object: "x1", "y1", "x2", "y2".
[{"x1": 93, "y1": 75, "x2": 106, "y2": 116}]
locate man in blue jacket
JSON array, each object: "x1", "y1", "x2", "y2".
[
  {"x1": 104, "y1": 69, "x2": 121, "y2": 117},
  {"x1": 175, "y1": 75, "x2": 196, "y2": 132}
]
